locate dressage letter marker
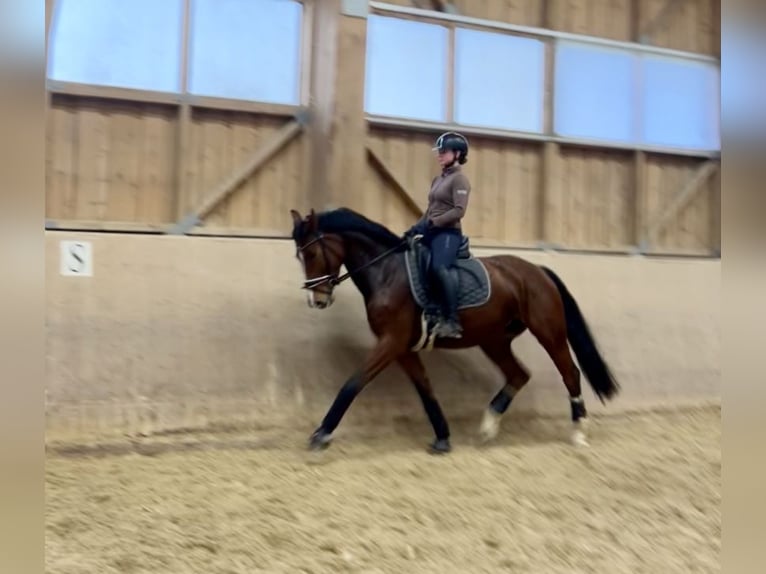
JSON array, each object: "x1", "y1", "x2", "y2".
[{"x1": 60, "y1": 240, "x2": 93, "y2": 277}]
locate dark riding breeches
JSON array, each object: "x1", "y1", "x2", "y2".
[
  {"x1": 426, "y1": 229, "x2": 460, "y2": 271},
  {"x1": 424, "y1": 229, "x2": 461, "y2": 321}
]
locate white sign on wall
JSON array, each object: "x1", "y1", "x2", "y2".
[{"x1": 60, "y1": 240, "x2": 93, "y2": 277}]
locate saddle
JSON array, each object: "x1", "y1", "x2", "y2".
[{"x1": 404, "y1": 235, "x2": 491, "y2": 318}]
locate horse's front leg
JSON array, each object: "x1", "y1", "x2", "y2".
[
  {"x1": 309, "y1": 335, "x2": 403, "y2": 450},
  {"x1": 397, "y1": 353, "x2": 452, "y2": 454}
]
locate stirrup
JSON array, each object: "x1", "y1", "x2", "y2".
[{"x1": 435, "y1": 319, "x2": 463, "y2": 339}]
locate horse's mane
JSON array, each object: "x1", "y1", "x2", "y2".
[{"x1": 295, "y1": 208, "x2": 402, "y2": 248}]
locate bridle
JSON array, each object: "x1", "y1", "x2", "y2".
[{"x1": 297, "y1": 231, "x2": 406, "y2": 292}]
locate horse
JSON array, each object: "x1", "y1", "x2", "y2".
[{"x1": 290, "y1": 207, "x2": 619, "y2": 454}]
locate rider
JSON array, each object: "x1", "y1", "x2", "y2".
[{"x1": 405, "y1": 131, "x2": 472, "y2": 339}]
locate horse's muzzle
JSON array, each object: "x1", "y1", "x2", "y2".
[{"x1": 307, "y1": 290, "x2": 334, "y2": 309}]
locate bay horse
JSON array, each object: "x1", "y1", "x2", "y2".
[{"x1": 290, "y1": 207, "x2": 619, "y2": 454}]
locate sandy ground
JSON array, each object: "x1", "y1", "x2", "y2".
[{"x1": 46, "y1": 406, "x2": 720, "y2": 574}]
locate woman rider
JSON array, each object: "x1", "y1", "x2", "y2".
[{"x1": 404, "y1": 132, "x2": 472, "y2": 339}]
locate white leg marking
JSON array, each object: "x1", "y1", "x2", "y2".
[
  {"x1": 479, "y1": 408, "x2": 502, "y2": 442},
  {"x1": 571, "y1": 417, "x2": 589, "y2": 448}
]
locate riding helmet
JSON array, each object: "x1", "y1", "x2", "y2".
[{"x1": 433, "y1": 131, "x2": 469, "y2": 164}]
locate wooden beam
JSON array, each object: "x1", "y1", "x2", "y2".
[
  {"x1": 185, "y1": 96, "x2": 299, "y2": 116},
  {"x1": 538, "y1": 4, "x2": 557, "y2": 243},
  {"x1": 633, "y1": 150, "x2": 647, "y2": 247},
  {"x1": 46, "y1": 81, "x2": 302, "y2": 116},
  {"x1": 709, "y1": 161, "x2": 721, "y2": 255},
  {"x1": 328, "y1": 12, "x2": 367, "y2": 212},
  {"x1": 366, "y1": 115, "x2": 720, "y2": 159},
  {"x1": 46, "y1": 0, "x2": 57, "y2": 114},
  {"x1": 47, "y1": 80, "x2": 182, "y2": 105},
  {"x1": 169, "y1": 114, "x2": 308, "y2": 234},
  {"x1": 711, "y1": 0, "x2": 720, "y2": 59},
  {"x1": 643, "y1": 160, "x2": 719, "y2": 247},
  {"x1": 308, "y1": 0, "x2": 339, "y2": 209},
  {"x1": 187, "y1": 226, "x2": 290, "y2": 239},
  {"x1": 45, "y1": 219, "x2": 168, "y2": 234},
  {"x1": 174, "y1": 0, "x2": 191, "y2": 221},
  {"x1": 366, "y1": 146, "x2": 424, "y2": 217}
]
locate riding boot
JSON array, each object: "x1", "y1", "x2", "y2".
[{"x1": 433, "y1": 266, "x2": 462, "y2": 338}]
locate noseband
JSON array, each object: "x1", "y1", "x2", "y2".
[
  {"x1": 297, "y1": 233, "x2": 341, "y2": 292},
  {"x1": 297, "y1": 232, "x2": 406, "y2": 292}
]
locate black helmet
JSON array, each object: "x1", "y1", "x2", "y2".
[{"x1": 433, "y1": 131, "x2": 468, "y2": 164}]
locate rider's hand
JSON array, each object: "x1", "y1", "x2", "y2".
[{"x1": 407, "y1": 219, "x2": 430, "y2": 236}]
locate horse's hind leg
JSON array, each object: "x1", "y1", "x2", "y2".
[
  {"x1": 478, "y1": 338, "x2": 530, "y2": 442},
  {"x1": 525, "y1": 312, "x2": 589, "y2": 447},
  {"x1": 397, "y1": 353, "x2": 451, "y2": 454}
]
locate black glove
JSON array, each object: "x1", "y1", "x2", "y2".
[{"x1": 405, "y1": 219, "x2": 430, "y2": 237}]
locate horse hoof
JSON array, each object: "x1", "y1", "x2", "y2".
[
  {"x1": 309, "y1": 428, "x2": 332, "y2": 451},
  {"x1": 571, "y1": 430, "x2": 589, "y2": 448},
  {"x1": 479, "y1": 409, "x2": 501, "y2": 442},
  {"x1": 429, "y1": 438, "x2": 451, "y2": 454}
]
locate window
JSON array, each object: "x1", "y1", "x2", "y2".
[
  {"x1": 641, "y1": 55, "x2": 720, "y2": 150},
  {"x1": 365, "y1": 15, "x2": 449, "y2": 122},
  {"x1": 454, "y1": 28, "x2": 545, "y2": 133},
  {"x1": 47, "y1": 0, "x2": 184, "y2": 92},
  {"x1": 554, "y1": 42, "x2": 638, "y2": 143},
  {"x1": 188, "y1": 0, "x2": 303, "y2": 104}
]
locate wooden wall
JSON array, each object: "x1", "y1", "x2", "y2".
[
  {"x1": 388, "y1": 0, "x2": 719, "y2": 54},
  {"x1": 45, "y1": 94, "x2": 307, "y2": 234},
  {"x1": 45, "y1": 0, "x2": 720, "y2": 255},
  {"x1": 47, "y1": 95, "x2": 177, "y2": 226}
]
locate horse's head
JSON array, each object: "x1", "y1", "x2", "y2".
[{"x1": 290, "y1": 208, "x2": 346, "y2": 309}]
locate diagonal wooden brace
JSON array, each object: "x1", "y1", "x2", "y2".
[
  {"x1": 366, "y1": 145, "x2": 425, "y2": 218},
  {"x1": 641, "y1": 159, "x2": 719, "y2": 250},
  {"x1": 168, "y1": 110, "x2": 309, "y2": 235}
]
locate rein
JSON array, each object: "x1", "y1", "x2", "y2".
[{"x1": 299, "y1": 233, "x2": 407, "y2": 291}]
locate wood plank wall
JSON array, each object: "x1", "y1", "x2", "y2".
[
  {"x1": 46, "y1": 0, "x2": 720, "y2": 255},
  {"x1": 45, "y1": 95, "x2": 308, "y2": 234},
  {"x1": 46, "y1": 95, "x2": 177, "y2": 225},
  {"x1": 387, "y1": 0, "x2": 718, "y2": 54}
]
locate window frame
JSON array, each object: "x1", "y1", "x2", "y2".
[
  {"x1": 365, "y1": 2, "x2": 721, "y2": 159},
  {"x1": 45, "y1": 0, "x2": 311, "y2": 112}
]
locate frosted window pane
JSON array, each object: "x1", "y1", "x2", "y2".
[
  {"x1": 48, "y1": 0, "x2": 183, "y2": 92},
  {"x1": 554, "y1": 42, "x2": 637, "y2": 143},
  {"x1": 188, "y1": 0, "x2": 303, "y2": 104},
  {"x1": 642, "y1": 55, "x2": 720, "y2": 150},
  {"x1": 454, "y1": 28, "x2": 545, "y2": 132},
  {"x1": 365, "y1": 15, "x2": 448, "y2": 122}
]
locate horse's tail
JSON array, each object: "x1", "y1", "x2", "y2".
[{"x1": 540, "y1": 266, "x2": 620, "y2": 403}]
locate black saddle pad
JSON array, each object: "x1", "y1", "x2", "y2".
[{"x1": 404, "y1": 237, "x2": 491, "y2": 311}]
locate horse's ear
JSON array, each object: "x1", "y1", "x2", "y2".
[
  {"x1": 290, "y1": 209, "x2": 302, "y2": 227},
  {"x1": 308, "y1": 208, "x2": 318, "y2": 232}
]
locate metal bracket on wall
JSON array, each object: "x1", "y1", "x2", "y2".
[
  {"x1": 341, "y1": 0, "x2": 368, "y2": 18},
  {"x1": 168, "y1": 213, "x2": 202, "y2": 236}
]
